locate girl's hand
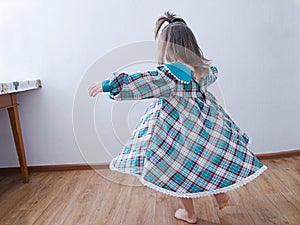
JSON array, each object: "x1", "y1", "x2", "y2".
[{"x1": 88, "y1": 82, "x2": 103, "y2": 97}]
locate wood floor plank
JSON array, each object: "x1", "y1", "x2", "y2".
[
  {"x1": 121, "y1": 178, "x2": 156, "y2": 225},
  {"x1": 30, "y1": 170, "x2": 82, "y2": 225},
  {"x1": 6, "y1": 171, "x2": 75, "y2": 225},
  {"x1": 87, "y1": 171, "x2": 135, "y2": 225},
  {"x1": 192, "y1": 196, "x2": 221, "y2": 225},
  {"x1": 271, "y1": 168, "x2": 300, "y2": 195},
  {"x1": 255, "y1": 168, "x2": 289, "y2": 194},
  {"x1": 0, "y1": 172, "x2": 56, "y2": 224},
  {"x1": 104, "y1": 177, "x2": 136, "y2": 225},
  {"x1": 61, "y1": 184, "x2": 101, "y2": 225},
  {"x1": 284, "y1": 157, "x2": 300, "y2": 171},
  {"x1": 155, "y1": 193, "x2": 180, "y2": 225},
  {"x1": 42, "y1": 170, "x2": 95, "y2": 225},
  {"x1": 0, "y1": 176, "x2": 24, "y2": 202},
  {"x1": 266, "y1": 192, "x2": 300, "y2": 225},
  {"x1": 215, "y1": 191, "x2": 256, "y2": 225},
  {"x1": 238, "y1": 181, "x2": 289, "y2": 225},
  {"x1": 0, "y1": 157, "x2": 299, "y2": 225},
  {"x1": 281, "y1": 192, "x2": 300, "y2": 212},
  {"x1": 0, "y1": 171, "x2": 45, "y2": 203},
  {"x1": 19, "y1": 172, "x2": 66, "y2": 210},
  {"x1": 0, "y1": 171, "x2": 19, "y2": 186},
  {"x1": 89, "y1": 168, "x2": 137, "y2": 186}
]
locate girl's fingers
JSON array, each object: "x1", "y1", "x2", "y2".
[
  {"x1": 88, "y1": 83, "x2": 96, "y2": 94},
  {"x1": 90, "y1": 87, "x2": 97, "y2": 97},
  {"x1": 88, "y1": 83, "x2": 102, "y2": 97},
  {"x1": 91, "y1": 87, "x2": 97, "y2": 97},
  {"x1": 88, "y1": 86, "x2": 95, "y2": 96},
  {"x1": 93, "y1": 89, "x2": 100, "y2": 97},
  {"x1": 90, "y1": 85, "x2": 97, "y2": 95},
  {"x1": 88, "y1": 83, "x2": 96, "y2": 95}
]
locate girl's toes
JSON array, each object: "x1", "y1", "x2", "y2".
[{"x1": 174, "y1": 208, "x2": 197, "y2": 224}]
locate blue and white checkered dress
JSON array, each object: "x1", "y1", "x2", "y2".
[{"x1": 102, "y1": 62, "x2": 267, "y2": 198}]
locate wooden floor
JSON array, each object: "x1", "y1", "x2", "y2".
[{"x1": 0, "y1": 157, "x2": 299, "y2": 225}]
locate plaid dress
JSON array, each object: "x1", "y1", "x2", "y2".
[{"x1": 102, "y1": 62, "x2": 267, "y2": 198}]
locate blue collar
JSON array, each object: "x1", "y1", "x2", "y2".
[{"x1": 164, "y1": 62, "x2": 193, "y2": 84}]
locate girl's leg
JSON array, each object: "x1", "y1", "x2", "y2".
[
  {"x1": 214, "y1": 192, "x2": 230, "y2": 210},
  {"x1": 174, "y1": 198, "x2": 197, "y2": 224}
]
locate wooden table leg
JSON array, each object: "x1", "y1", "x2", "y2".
[{"x1": 7, "y1": 101, "x2": 29, "y2": 183}]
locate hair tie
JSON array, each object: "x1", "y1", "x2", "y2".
[
  {"x1": 167, "y1": 17, "x2": 185, "y2": 25},
  {"x1": 167, "y1": 18, "x2": 173, "y2": 24}
]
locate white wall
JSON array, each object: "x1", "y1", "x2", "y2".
[{"x1": 0, "y1": 0, "x2": 299, "y2": 167}]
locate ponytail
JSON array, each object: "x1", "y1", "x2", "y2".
[
  {"x1": 154, "y1": 11, "x2": 211, "y2": 82},
  {"x1": 154, "y1": 11, "x2": 186, "y2": 40}
]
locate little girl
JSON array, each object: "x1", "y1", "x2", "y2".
[{"x1": 88, "y1": 12, "x2": 267, "y2": 224}]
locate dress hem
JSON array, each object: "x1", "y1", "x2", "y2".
[{"x1": 109, "y1": 161, "x2": 268, "y2": 199}]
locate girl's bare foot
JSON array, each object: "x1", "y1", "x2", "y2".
[
  {"x1": 175, "y1": 208, "x2": 197, "y2": 224},
  {"x1": 214, "y1": 193, "x2": 230, "y2": 210}
]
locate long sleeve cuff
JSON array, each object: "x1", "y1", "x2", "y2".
[{"x1": 102, "y1": 80, "x2": 111, "y2": 92}]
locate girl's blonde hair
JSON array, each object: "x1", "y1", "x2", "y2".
[{"x1": 154, "y1": 12, "x2": 211, "y2": 81}]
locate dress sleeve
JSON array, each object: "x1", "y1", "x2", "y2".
[
  {"x1": 198, "y1": 66, "x2": 218, "y2": 88},
  {"x1": 101, "y1": 69, "x2": 175, "y2": 100}
]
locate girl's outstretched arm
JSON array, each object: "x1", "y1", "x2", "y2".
[{"x1": 98, "y1": 69, "x2": 175, "y2": 100}]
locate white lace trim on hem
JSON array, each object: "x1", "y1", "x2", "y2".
[{"x1": 109, "y1": 161, "x2": 268, "y2": 199}]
